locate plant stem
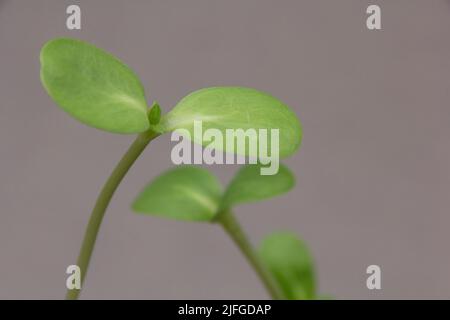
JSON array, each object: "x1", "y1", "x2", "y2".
[
  {"x1": 66, "y1": 129, "x2": 159, "y2": 300},
  {"x1": 218, "y1": 211, "x2": 283, "y2": 300}
]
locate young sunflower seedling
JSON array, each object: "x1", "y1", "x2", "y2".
[
  {"x1": 133, "y1": 164, "x2": 322, "y2": 300},
  {"x1": 40, "y1": 38, "x2": 303, "y2": 299}
]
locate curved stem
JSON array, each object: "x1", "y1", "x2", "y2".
[
  {"x1": 66, "y1": 130, "x2": 159, "y2": 300},
  {"x1": 218, "y1": 211, "x2": 283, "y2": 300}
]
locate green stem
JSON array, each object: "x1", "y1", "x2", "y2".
[
  {"x1": 66, "y1": 130, "x2": 159, "y2": 300},
  {"x1": 218, "y1": 211, "x2": 283, "y2": 300}
]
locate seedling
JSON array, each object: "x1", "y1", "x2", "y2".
[
  {"x1": 40, "y1": 37, "x2": 310, "y2": 299},
  {"x1": 133, "y1": 164, "x2": 321, "y2": 300}
]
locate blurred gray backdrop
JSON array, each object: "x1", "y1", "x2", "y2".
[{"x1": 1, "y1": 0, "x2": 449, "y2": 299}]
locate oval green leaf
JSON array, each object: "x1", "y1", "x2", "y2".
[
  {"x1": 132, "y1": 166, "x2": 222, "y2": 222},
  {"x1": 259, "y1": 232, "x2": 316, "y2": 300},
  {"x1": 157, "y1": 87, "x2": 302, "y2": 158},
  {"x1": 221, "y1": 163, "x2": 295, "y2": 208},
  {"x1": 40, "y1": 38, "x2": 149, "y2": 134}
]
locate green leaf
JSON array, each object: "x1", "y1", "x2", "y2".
[
  {"x1": 40, "y1": 38, "x2": 149, "y2": 134},
  {"x1": 148, "y1": 101, "x2": 161, "y2": 125},
  {"x1": 259, "y1": 232, "x2": 316, "y2": 300},
  {"x1": 222, "y1": 163, "x2": 295, "y2": 208},
  {"x1": 157, "y1": 87, "x2": 302, "y2": 158},
  {"x1": 132, "y1": 166, "x2": 222, "y2": 222}
]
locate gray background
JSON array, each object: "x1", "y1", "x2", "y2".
[{"x1": 0, "y1": 0, "x2": 449, "y2": 299}]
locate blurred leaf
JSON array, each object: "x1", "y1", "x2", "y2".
[
  {"x1": 132, "y1": 166, "x2": 222, "y2": 221},
  {"x1": 157, "y1": 87, "x2": 302, "y2": 158},
  {"x1": 259, "y1": 232, "x2": 316, "y2": 300},
  {"x1": 221, "y1": 164, "x2": 295, "y2": 208},
  {"x1": 40, "y1": 38, "x2": 149, "y2": 134}
]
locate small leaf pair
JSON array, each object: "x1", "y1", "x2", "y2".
[
  {"x1": 132, "y1": 165, "x2": 324, "y2": 300},
  {"x1": 40, "y1": 38, "x2": 302, "y2": 159},
  {"x1": 132, "y1": 164, "x2": 295, "y2": 221}
]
